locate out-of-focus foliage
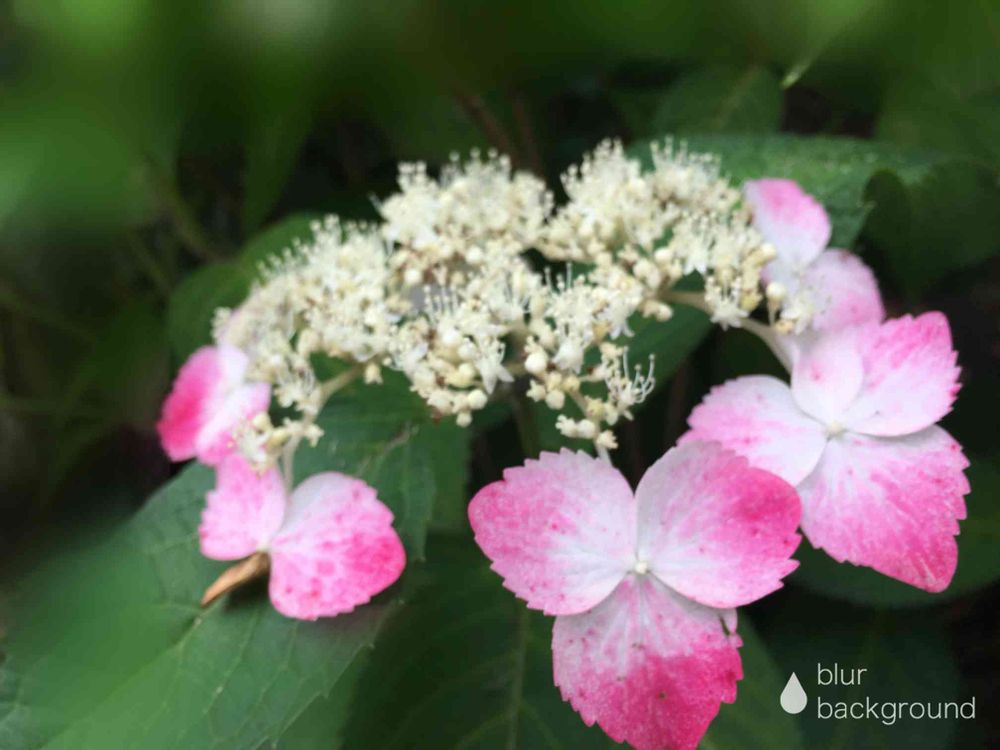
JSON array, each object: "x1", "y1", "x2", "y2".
[{"x1": 0, "y1": 1, "x2": 997, "y2": 748}]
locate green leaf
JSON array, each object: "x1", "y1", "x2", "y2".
[
  {"x1": 0, "y1": 380, "x2": 467, "y2": 748},
  {"x1": 243, "y1": 110, "x2": 314, "y2": 233},
  {"x1": 863, "y1": 162, "x2": 1000, "y2": 297},
  {"x1": 374, "y1": 93, "x2": 488, "y2": 163},
  {"x1": 634, "y1": 134, "x2": 944, "y2": 247},
  {"x1": 627, "y1": 304, "x2": 712, "y2": 389},
  {"x1": 341, "y1": 536, "x2": 617, "y2": 748},
  {"x1": 789, "y1": 458, "x2": 1000, "y2": 608},
  {"x1": 877, "y1": 78, "x2": 1000, "y2": 167},
  {"x1": 648, "y1": 65, "x2": 783, "y2": 136},
  {"x1": 296, "y1": 373, "x2": 470, "y2": 559},
  {"x1": 762, "y1": 593, "x2": 961, "y2": 750},
  {"x1": 166, "y1": 214, "x2": 321, "y2": 361},
  {"x1": 0, "y1": 464, "x2": 396, "y2": 750},
  {"x1": 342, "y1": 537, "x2": 803, "y2": 749},
  {"x1": 701, "y1": 619, "x2": 805, "y2": 750},
  {"x1": 240, "y1": 212, "x2": 322, "y2": 272},
  {"x1": 165, "y1": 261, "x2": 253, "y2": 361}
]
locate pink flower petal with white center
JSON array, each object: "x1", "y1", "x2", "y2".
[
  {"x1": 468, "y1": 450, "x2": 635, "y2": 616},
  {"x1": 553, "y1": 575, "x2": 742, "y2": 750},
  {"x1": 200, "y1": 453, "x2": 286, "y2": 560},
  {"x1": 634, "y1": 442, "x2": 800, "y2": 610},
  {"x1": 791, "y1": 330, "x2": 863, "y2": 426},
  {"x1": 683, "y1": 376, "x2": 827, "y2": 485},
  {"x1": 842, "y1": 313, "x2": 961, "y2": 437},
  {"x1": 799, "y1": 426, "x2": 969, "y2": 592},
  {"x1": 745, "y1": 179, "x2": 830, "y2": 270},
  {"x1": 269, "y1": 473, "x2": 405, "y2": 620},
  {"x1": 804, "y1": 249, "x2": 884, "y2": 331},
  {"x1": 157, "y1": 344, "x2": 270, "y2": 465}
]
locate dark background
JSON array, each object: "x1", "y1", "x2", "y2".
[{"x1": 0, "y1": 2, "x2": 996, "y2": 747}]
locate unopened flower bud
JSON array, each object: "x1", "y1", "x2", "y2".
[
  {"x1": 545, "y1": 390, "x2": 566, "y2": 410},
  {"x1": 765, "y1": 281, "x2": 786, "y2": 303},
  {"x1": 525, "y1": 351, "x2": 548, "y2": 375},
  {"x1": 467, "y1": 389, "x2": 488, "y2": 410}
]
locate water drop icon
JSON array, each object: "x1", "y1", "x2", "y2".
[{"x1": 780, "y1": 672, "x2": 808, "y2": 714}]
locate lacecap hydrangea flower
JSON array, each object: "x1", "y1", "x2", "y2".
[
  {"x1": 469, "y1": 443, "x2": 801, "y2": 750},
  {"x1": 157, "y1": 344, "x2": 270, "y2": 465},
  {"x1": 744, "y1": 178, "x2": 884, "y2": 338},
  {"x1": 157, "y1": 343, "x2": 405, "y2": 620},
  {"x1": 199, "y1": 453, "x2": 405, "y2": 620},
  {"x1": 685, "y1": 312, "x2": 968, "y2": 591}
]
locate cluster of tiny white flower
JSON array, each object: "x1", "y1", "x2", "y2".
[{"x1": 213, "y1": 140, "x2": 806, "y2": 465}]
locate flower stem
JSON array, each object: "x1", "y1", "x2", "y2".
[
  {"x1": 508, "y1": 392, "x2": 540, "y2": 459},
  {"x1": 567, "y1": 390, "x2": 612, "y2": 463},
  {"x1": 201, "y1": 551, "x2": 270, "y2": 607},
  {"x1": 664, "y1": 290, "x2": 792, "y2": 372},
  {"x1": 280, "y1": 365, "x2": 363, "y2": 492}
]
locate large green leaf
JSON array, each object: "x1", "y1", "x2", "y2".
[
  {"x1": 634, "y1": 134, "x2": 944, "y2": 247},
  {"x1": 342, "y1": 537, "x2": 803, "y2": 750},
  {"x1": 761, "y1": 593, "x2": 961, "y2": 750},
  {"x1": 0, "y1": 464, "x2": 396, "y2": 750},
  {"x1": 701, "y1": 619, "x2": 804, "y2": 750},
  {"x1": 647, "y1": 65, "x2": 783, "y2": 136},
  {"x1": 0, "y1": 380, "x2": 467, "y2": 748},
  {"x1": 627, "y1": 304, "x2": 712, "y2": 388},
  {"x1": 877, "y1": 77, "x2": 1000, "y2": 167},
  {"x1": 296, "y1": 375, "x2": 471, "y2": 557},
  {"x1": 863, "y1": 162, "x2": 1000, "y2": 298},
  {"x1": 789, "y1": 458, "x2": 1000, "y2": 608},
  {"x1": 165, "y1": 261, "x2": 254, "y2": 361}
]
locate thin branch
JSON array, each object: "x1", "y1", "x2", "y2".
[
  {"x1": 0, "y1": 392, "x2": 103, "y2": 420},
  {"x1": 126, "y1": 233, "x2": 173, "y2": 298},
  {"x1": 146, "y1": 162, "x2": 223, "y2": 262},
  {"x1": 455, "y1": 92, "x2": 524, "y2": 167},
  {"x1": 281, "y1": 365, "x2": 363, "y2": 492},
  {"x1": 510, "y1": 93, "x2": 545, "y2": 177},
  {"x1": 0, "y1": 279, "x2": 93, "y2": 343},
  {"x1": 663, "y1": 361, "x2": 691, "y2": 451},
  {"x1": 567, "y1": 390, "x2": 612, "y2": 464},
  {"x1": 664, "y1": 290, "x2": 792, "y2": 372},
  {"x1": 508, "y1": 392, "x2": 540, "y2": 459}
]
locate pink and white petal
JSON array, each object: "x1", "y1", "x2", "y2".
[
  {"x1": 843, "y1": 313, "x2": 961, "y2": 437},
  {"x1": 635, "y1": 442, "x2": 801, "y2": 609},
  {"x1": 553, "y1": 575, "x2": 742, "y2": 750},
  {"x1": 157, "y1": 346, "x2": 226, "y2": 461},
  {"x1": 468, "y1": 450, "x2": 635, "y2": 616},
  {"x1": 269, "y1": 473, "x2": 405, "y2": 620},
  {"x1": 744, "y1": 179, "x2": 830, "y2": 269},
  {"x1": 791, "y1": 330, "x2": 864, "y2": 426},
  {"x1": 214, "y1": 343, "x2": 253, "y2": 387},
  {"x1": 199, "y1": 453, "x2": 286, "y2": 560},
  {"x1": 804, "y1": 249, "x2": 884, "y2": 331},
  {"x1": 799, "y1": 426, "x2": 969, "y2": 592},
  {"x1": 683, "y1": 376, "x2": 827, "y2": 485},
  {"x1": 194, "y1": 381, "x2": 271, "y2": 465}
]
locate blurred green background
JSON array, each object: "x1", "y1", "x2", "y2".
[{"x1": 0, "y1": 1, "x2": 997, "y2": 748}]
